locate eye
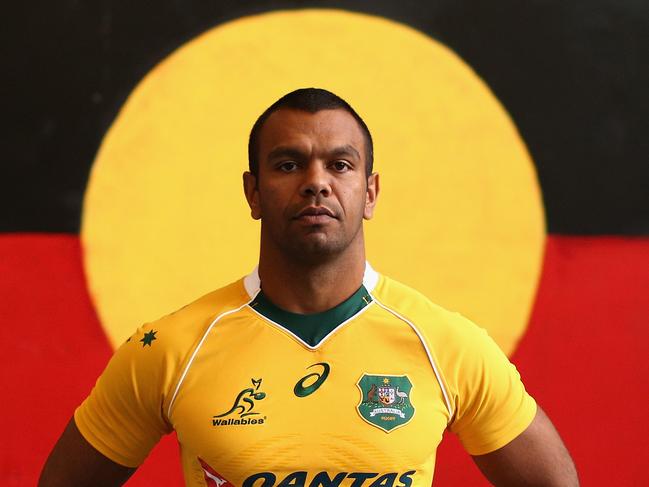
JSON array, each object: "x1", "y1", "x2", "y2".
[
  {"x1": 279, "y1": 161, "x2": 298, "y2": 172},
  {"x1": 331, "y1": 160, "x2": 351, "y2": 172}
]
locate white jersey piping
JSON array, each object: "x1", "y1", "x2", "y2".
[
  {"x1": 166, "y1": 297, "x2": 256, "y2": 418},
  {"x1": 370, "y1": 296, "x2": 455, "y2": 422}
]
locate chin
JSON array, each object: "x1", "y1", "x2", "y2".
[{"x1": 289, "y1": 236, "x2": 348, "y2": 262}]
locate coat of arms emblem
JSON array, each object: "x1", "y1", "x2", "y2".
[{"x1": 356, "y1": 374, "x2": 414, "y2": 432}]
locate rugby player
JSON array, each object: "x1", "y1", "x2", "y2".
[{"x1": 40, "y1": 88, "x2": 579, "y2": 486}]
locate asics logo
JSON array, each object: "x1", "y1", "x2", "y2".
[{"x1": 294, "y1": 362, "x2": 330, "y2": 397}]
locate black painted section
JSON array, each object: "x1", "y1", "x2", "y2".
[{"x1": 2, "y1": 0, "x2": 648, "y2": 234}]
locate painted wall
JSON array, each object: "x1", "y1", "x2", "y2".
[{"x1": 2, "y1": 2, "x2": 648, "y2": 485}]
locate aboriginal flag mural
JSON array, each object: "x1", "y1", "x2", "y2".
[{"x1": 2, "y1": 2, "x2": 648, "y2": 485}]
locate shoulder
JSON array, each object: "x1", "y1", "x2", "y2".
[
  {"x1": 370, "y1": 273, "x2": 482, "y2": 345},
  {"x1": 127, "y1": 277, "x2": 252, "y2": 354},
  {"x1": 370, "y1": 273, "x2": 504, "y2": 391},
  {"x1": 73, "y1": 276, "x2": 255, "y2": 466},
  {"x1": 148, "y1": 278, "x2": 251, "y2": 333},
  {"x1": 88, "y1": 277, "x2": 253, "y2": 419}
]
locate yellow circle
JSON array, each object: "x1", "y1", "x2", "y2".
[{"x1": 82, "y1": 9, "x2": 545, "y2": 354}]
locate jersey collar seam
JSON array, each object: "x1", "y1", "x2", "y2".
[{"x1": 247, "y1": 300, "x2": 375, "y2": 351}]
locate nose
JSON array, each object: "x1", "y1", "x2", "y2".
[{"x1": 299, "y1": 162, "x2": 331, "y2": 198}]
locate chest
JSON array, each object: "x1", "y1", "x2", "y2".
[{"x1": 170, "y1": 308, "x2": 449, "y2": 487}]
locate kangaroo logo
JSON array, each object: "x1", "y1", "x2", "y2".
[{"x1": 214, "y1": 378, "x2": 266, "y2": 419}]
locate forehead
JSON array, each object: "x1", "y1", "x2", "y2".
[{"x1": 258, "y1": 108, "x2": 366, "y2": 158}]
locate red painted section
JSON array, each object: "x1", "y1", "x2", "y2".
[
  {"x1": 434, "y1": 235, "x2": 649, "y2": 485},
  {"x1": 512, "y1": 236, "x2": 649, "y2": 485},
  {"x1": 0, "y1": 234, "x2": 182, "y2": 486},
  {"x1": 2, "y1": 234, "x2": 648, "y2": 485}
]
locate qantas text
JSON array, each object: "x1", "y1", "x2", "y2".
[{"x1": 242, "y1": 470, "x2": 416, "y2": 487}]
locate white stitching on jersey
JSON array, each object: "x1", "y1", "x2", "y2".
[
  {"x1": 370, "y1": 296, "x2": 455, "y2": 422},
  {"x1": 166, "y1": 296, "x2": 257, "y2": 418},
  {"x1": 247, "y1": 300, "x2": 375, "y2": 351}
]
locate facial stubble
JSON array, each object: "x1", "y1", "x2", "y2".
[{"x1": 260, "y1": 197, "x2": 366, "y2": 265}]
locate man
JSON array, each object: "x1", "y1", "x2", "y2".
[{"x1": 40, "y1": 88, "x2": 579, "y2": 486}]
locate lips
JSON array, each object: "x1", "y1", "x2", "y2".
[
  {"x1": 294, "y1": 206, "x2": 336, "y2": 219},
  {"x1": 292, "y1": 206, "x2": 337, "y2": 226}
]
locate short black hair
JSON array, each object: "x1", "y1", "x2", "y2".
[{"x1": 248, "y1": 88, "x2": 374, "y2": 179}]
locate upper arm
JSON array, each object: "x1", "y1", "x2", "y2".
[
  {"x1": 39, "y1": 321, "x2": 177, "y2": 485},
  {"x1": 439, "y1": 315, "x2": 577, "y2": 484},
  {"x1": 446, "y1": 317, "x2": 538, "y2": 455},
  {"x1": 472, "y1": 406, "x2": 579, "y2": 487},
  {"x1": 73, "y1": 323, "x2": 174, "y2": 467},
  {"x1": 39, "y1": 417, "x2": 135, "y2": 487},
  {"x1": 42, "y1": 321, "x2": 176, "y2": 485}
]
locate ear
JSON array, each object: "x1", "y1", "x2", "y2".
[
  {"x1": 363, "y1": 172, "x2": 380, "y2": 220},
  {"x1": 242, "y1": 171, "x2": 261, "y2": 220}
]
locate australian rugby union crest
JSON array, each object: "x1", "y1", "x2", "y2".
[{"x1": 356, "y1": 374, "x2": 414, "y2": 432}]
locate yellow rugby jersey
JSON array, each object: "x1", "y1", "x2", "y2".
[{"x1": 75, "y1": 263, "x2": 536, "y2": 487}]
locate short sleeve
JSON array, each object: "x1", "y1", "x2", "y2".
[
  {"x1": 447, "y1": 317, "x2": 537, "y2": 456},
  {"x1": 74, "y1": 323, "x2": 173, "y2": 467}
]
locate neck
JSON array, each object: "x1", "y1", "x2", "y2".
[{"x1": 257, "y1": 237, "x2": 366, "y2": 314}]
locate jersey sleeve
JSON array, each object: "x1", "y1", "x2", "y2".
[
  {"x1": 74, "y1": 323, "x2": 174, "y2": 468},
  {"x1": 446, "y1": 315, "x2": 537, "y2": 456}
]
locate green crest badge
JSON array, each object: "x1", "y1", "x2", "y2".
[{"x1": 356, "y1": 374, "x2": 414, "y2": 432}]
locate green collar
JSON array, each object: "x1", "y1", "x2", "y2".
[{"x1": 250, "y1": 285, "x2": 373, "y2": 347}]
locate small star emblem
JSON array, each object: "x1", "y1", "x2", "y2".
[
  {"x1": 383, "y1": 377, "x2": 390, "y2": 384},
  {"x1": 140, "y1": 330, "x2": 157, "y2": 347}
]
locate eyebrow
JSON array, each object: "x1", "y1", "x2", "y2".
[
  {"x1": 266, "y1": 144, "x2": 361, "y2": 162},
  {"x1": 267, "y1": 146, "x2": 306, "y2": 162},
  {"x1": 329, "y1": 144, "x2": 361, "y2": 160}
]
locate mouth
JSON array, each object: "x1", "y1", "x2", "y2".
[{"x1": 293, "y1": 206, "x2": 337, "y2": 224}]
